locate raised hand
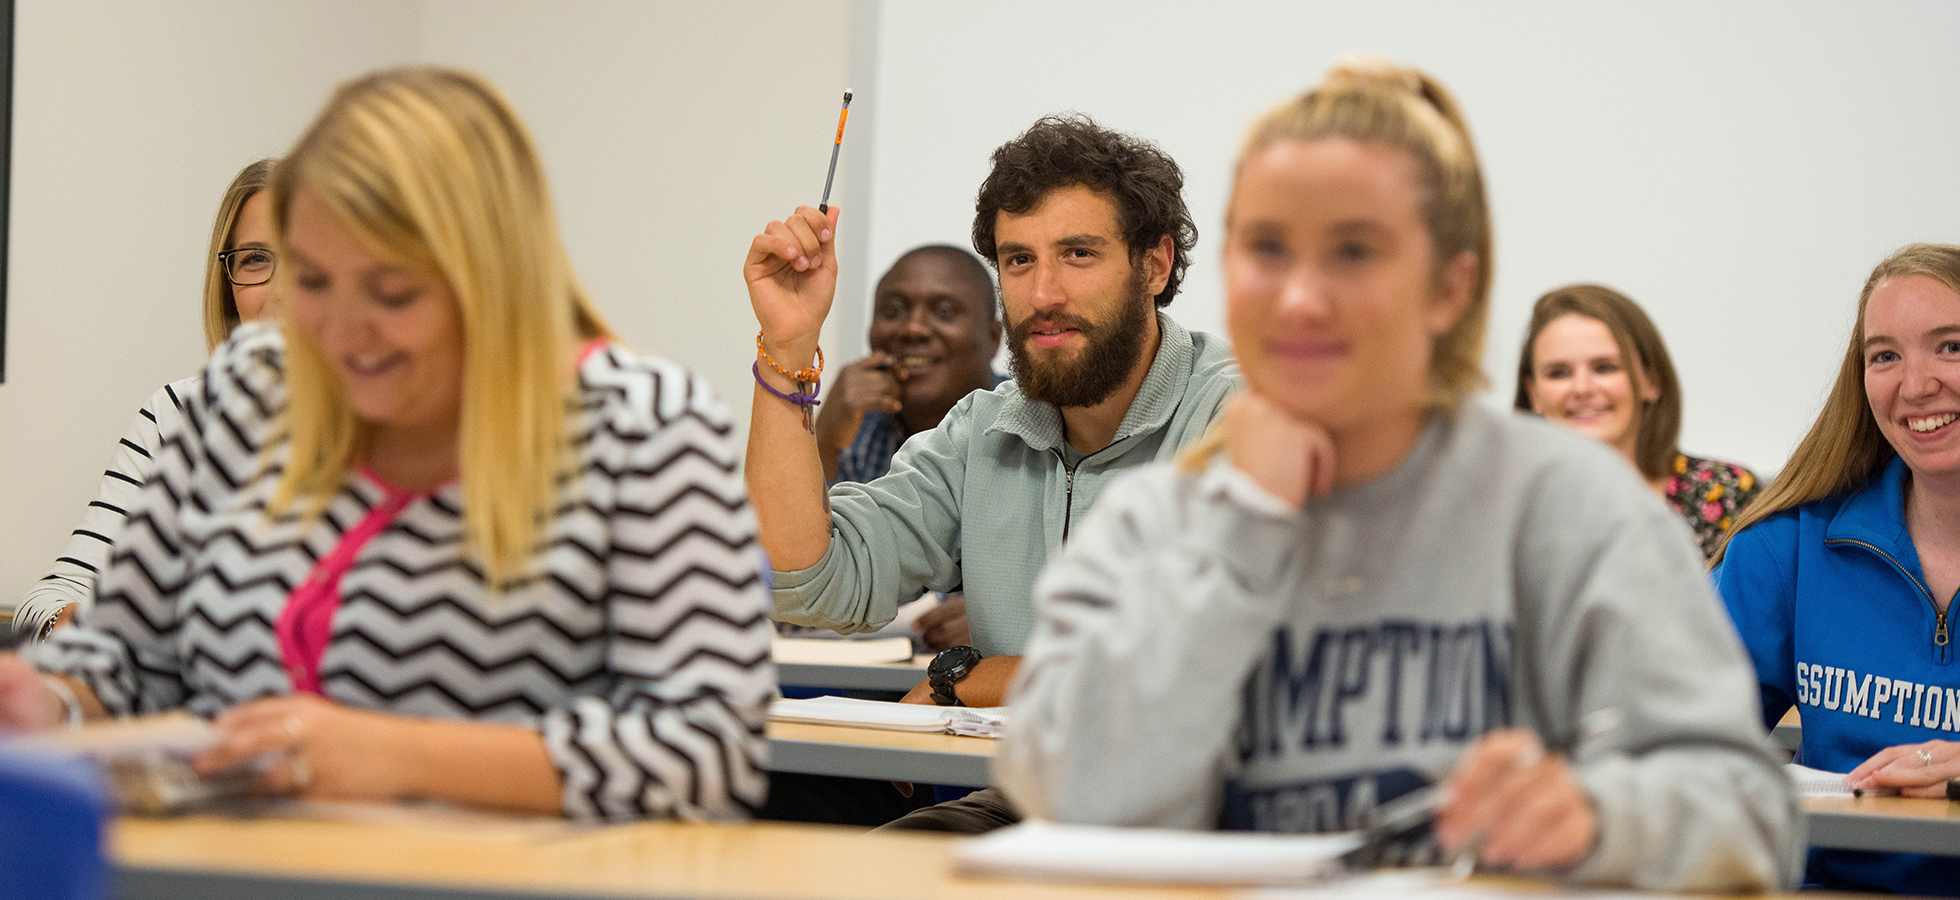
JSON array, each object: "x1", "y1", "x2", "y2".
[
  {"x1": 1218, "y1": 391, "x2": 1336, "y2": 510},
  {"x1": 744, "y1": 205, "x2": 843, "y2": 365}
]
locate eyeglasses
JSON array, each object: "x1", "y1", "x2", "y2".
[{"x1": 217, "y1": 247, "x2": 278, "y2": 287}]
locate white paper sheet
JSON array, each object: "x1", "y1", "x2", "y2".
[
  {"x1": 12, "y1": 710, "x2": 218, "y2": 760},
  {"x1": 952, "y1": 819, "x2": 1362, "y2": 885}
]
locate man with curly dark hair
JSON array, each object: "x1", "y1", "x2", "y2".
[
  {"x1": 974, "y1": 115, "x2": 1198, "y2": 412},
  {"x1": 741, "y1": 114, "x2": 1239, "y2": 830}
]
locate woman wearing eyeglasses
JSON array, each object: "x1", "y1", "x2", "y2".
[
  {"x1": 11, "y1": 159, "x2": 280, "y2": 641},
  {"x1": 204, "y1": 159, "x2": 282, "y2": 344}
]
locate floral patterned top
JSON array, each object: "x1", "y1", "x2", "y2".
[{"x1": 1663, "y1": 454, "x2": 1760, "y2": 559}]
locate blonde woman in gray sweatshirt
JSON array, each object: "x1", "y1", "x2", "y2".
[{"x1": 995, "y1": 59, "x2": 1798, "y2": 892}]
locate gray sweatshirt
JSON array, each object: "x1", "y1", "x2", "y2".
[{"x1": 996, "y1": 402, "x2": 1798, "y2": 892}]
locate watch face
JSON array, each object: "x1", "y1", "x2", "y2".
[{"x1": 929, "y1": 645, "x2": 981, "y2": 679}]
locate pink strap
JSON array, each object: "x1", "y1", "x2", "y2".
[
  {"x1": 577, "y1": 339, "x2": 608, "y2": 368},
  {"x1": 275, "y1": 477, "x2": 421, "y2": 694},
  {"x1": 277, "y1": 344, "x2": 602, "y2": 694}
]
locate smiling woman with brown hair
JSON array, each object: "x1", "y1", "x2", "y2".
[
  {"x1": 1715, "y1": 244, "x2": 1960, "y2": 897},
  {"x1": 1515, "y1": 284, "x2": 1760, "y2": 558}
]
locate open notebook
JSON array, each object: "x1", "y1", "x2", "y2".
[
  {"x1": 1786, "y1": 762, "x2": 1898, "y2": 797},
  {"x1": 768, "y1": 696, "x2": 1006, "y2": 737},
  {"x1": 10, "y1": 711, "x2": 242, "y2": 815},
  {"x1": 953, "y1": 819, "x2": 1363, "y2": 885}
]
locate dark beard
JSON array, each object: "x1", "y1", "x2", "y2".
[{"x1": 1006, "y1": 264, "x2": 1152, "y2": 409}]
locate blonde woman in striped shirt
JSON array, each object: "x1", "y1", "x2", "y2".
[{"x1": 4, "y1": 68, "x2": 772, "y2": 820}]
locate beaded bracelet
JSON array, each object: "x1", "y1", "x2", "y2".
[
  {"x1": 756, "y1": 333, "x2": 824, "y2": 383},
  {"x1": 753, "y1": 363, "x2": 821, "y2": 431}
]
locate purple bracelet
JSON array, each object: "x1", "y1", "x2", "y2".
[{"x1": 753, "y1": 362, "x2": 820, "y2": 407}]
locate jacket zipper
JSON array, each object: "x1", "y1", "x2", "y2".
[
  {"x1": 1056, "y1": 436, "x2": 1122, "y2": 543},
  {"x1": 1825, "y1": 537, "x2": 1952, "y2": 663},
  {"x1": 1060, "y1": 458, "x2": 1077, "y2": 541}
]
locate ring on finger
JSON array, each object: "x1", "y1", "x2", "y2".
[
  {"x1": 1920, "y1": 749, "x2": 1935, "y2": 766},
  {"x1": 284, "y1": 714, "x2": 305, "y2": 744},
  {"x1": 288, "y1": 753, "x2": 311, "y2": 791}
]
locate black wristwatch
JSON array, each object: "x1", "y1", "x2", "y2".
[{"x1": 927, "y1": 645, "x2": 981, "y2": 707}]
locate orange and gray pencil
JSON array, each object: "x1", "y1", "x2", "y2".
[{"x1": 819, "y1": 90, "x2": 853, "y2": 213}]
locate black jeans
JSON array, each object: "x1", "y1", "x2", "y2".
[
  {"x1": 876, "y1": 786, "x2": 1019, "y2": 834},
  {"x1": 757, "y1": 772, "x2": 933, "y2": 827}
]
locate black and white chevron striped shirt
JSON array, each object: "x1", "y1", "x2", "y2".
[
  {"x1": 13, "y1": 377, "x2": 198, "y2": 638},
  {"x1": 33, "y1": 324, "x2": 774, "y2": 821}
]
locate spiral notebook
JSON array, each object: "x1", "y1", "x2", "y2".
[{"x1": 1786, "y1": 762, "x2": 1896, "y2": 797}]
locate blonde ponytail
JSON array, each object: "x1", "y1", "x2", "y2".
[{"x1": 1234, "y1": 55, "x2": 1491, "y2": 408}]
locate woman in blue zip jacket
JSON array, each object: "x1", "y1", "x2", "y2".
[{"x1": 1715, "y1": 242, "x2": 1960, "y2": 896}]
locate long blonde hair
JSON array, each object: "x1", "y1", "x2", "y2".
[
  {"x1": 1711, "y1": 243, "x2": 1960, "y2": 565},
  {"x1": 1514, "y1": 285, "x2": 1684, "y2": 480},
  {"x1": 201, "y1": 158, "x2": 279, "y2": 351},
  {"x1": 267, "y1": 67, "x2": 614, "y2": 586},
  {"x1": 1183, "y1": 57, "x2": 1491, "y2": 471}
]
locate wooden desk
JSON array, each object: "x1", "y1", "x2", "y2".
[
  {"x1": 1804, "y1": 795, "x2": 1960, "y2": 857},
  {"x1": 113, "y1": 809, "x2": 1903, "y2": 900},
  {"x1": 777, "y1": 655, "x2": 931, "y2": 694},
  {"x1": 112, "y1": 812, "x2": 1221, "y2": 900},
  {"x1": 767, "y1": 721, "x2": 995, "y2": 788}
]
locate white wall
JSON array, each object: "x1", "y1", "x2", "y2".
[
  {"x1": 863, "y1": 0, "x2": 1960, "y2": 475},
  {"x1": 415, "y1": 0, "x2": 855, "y2": 425},
  {"x1": 0, "y1": 0, "x2": 858, "y2": 607},
  {"x1": 7, "y1": 1, "x2": 1956, "y2": 606},
  {"x1": 0, "y1": 0, "x2": 420, "y2": 609}
]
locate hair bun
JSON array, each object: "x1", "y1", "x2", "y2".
[{"x1": 1322, "y1": 54, "x2": 1424, "y2": 96}]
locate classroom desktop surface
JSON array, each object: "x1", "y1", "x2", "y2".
[
  {"x1": 1804, "y1": 795, "x2": 1960, "y2": 857},
  {"x1": 112, "y1": 812, "x2": 1229, "y2": 900},
  {"x1": 110, "y1": 806, "x2": 1935, "y2": 900},
  {"x1": 767, "y1": 720, "x2": 995, "y2": 788}
]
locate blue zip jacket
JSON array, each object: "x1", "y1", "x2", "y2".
[{"x1": 1714, "y1": 456, "x2": 1959, "y2": 896}]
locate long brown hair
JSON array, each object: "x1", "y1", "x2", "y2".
[
  {"x1": 1712, "y1": 243, "x2": 1960, "y2": 565},
  {"x1": 1514, "y1": 284, "x2": 1682, "y2": 480}
]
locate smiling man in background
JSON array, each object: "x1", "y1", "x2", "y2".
[
  {"x1": 811, "y1": 245, "x2": 1003, "y2": 651},
  {"x1": 817, "y1": 245, "x2": 1003, "y2": 485}
]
